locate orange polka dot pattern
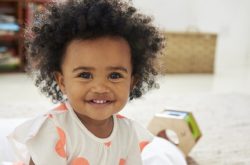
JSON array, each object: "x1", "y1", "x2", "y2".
[
  {"x1": 104, "y1": 141, "x2": 112, "y2": 147},
  {"x1": 119, "y1": 158, "x2": 126, "y2": 165},
  {"x1": 55, "y1": 127, "x2": 67, "y2": 158},
  {"x1": 54, "y1": 103, "x2": 68, "y2": 111},
  {"x1": 71, "y1": 157, "x2": 90, "y2": 165},
  {"x1": 139, "y1": 141, "x2": 150, "y2": 152},
  {"x1": 116, "y1": 114, "x2": 126, "y2": 119}
]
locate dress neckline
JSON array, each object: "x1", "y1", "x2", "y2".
[{"x1": 65, "y1": 101, "x2": 117, "y2": 143}]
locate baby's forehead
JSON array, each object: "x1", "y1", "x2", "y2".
[{"x1": 61, "y1": 36, "x2": 133, "y2": 71}]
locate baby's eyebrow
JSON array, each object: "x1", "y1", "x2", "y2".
[
  {"x1": 72, "y1": 66, "x2": 94, "y2": 72},
  {"x1": 72, "y1": 66, "x2": 128, "y2": 73},
  {"x1": 107, "y1": 66, "x2": 128, "y2": 73}
]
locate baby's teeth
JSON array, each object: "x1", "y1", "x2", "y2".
[{"x1": 93, "y1": 100, "x2": 107, "y2": 104}]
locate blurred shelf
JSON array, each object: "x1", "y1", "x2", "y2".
[
  {"x1": 0, "y1": 0, "x2": 50, "y2": 73},
  {"x1": 0, "y1": 34, "x2": 19, "y2": 42}
]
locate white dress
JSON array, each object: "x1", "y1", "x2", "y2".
[{"x1": 8, "y1": 101, "x2": 155, "y2": 165}]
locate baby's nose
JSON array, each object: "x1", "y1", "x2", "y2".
[{"x1": 90, "y1": 81, "x2": 110, "y2": 94}]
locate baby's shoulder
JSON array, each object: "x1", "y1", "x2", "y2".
[
  {"x1": 114, "y1": 114, "x2": 154, "y2": 152},
  {"x1": 115, "y1": 114, "x2": 150, "y2": 136},
  {"x1": 115, "y1": 114, "x2": 135, "y2": 128},
  {"x1": 115, "y1": 114, "x2": 145, "y2": 129}
]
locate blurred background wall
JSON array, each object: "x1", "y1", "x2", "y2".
[{"x1": 133, "y1": 0, "x2": 250, "y2": 72}]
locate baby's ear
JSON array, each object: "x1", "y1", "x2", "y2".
[{"x1": 54, "y1": 71, "x2": 66, "y2": 94}]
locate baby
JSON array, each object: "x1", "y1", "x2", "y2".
[{"x1": 8, "y1": 0, "x2": 186, "y2": 164}]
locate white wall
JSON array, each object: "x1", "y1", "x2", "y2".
[{"x1": 133, "y1": 0, "x2": 250, "y2": 71}]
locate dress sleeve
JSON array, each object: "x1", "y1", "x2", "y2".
[
  {"x1": 8, "y1": 115, "x2": 67, "y2": 165},
  {"x1": 141, "y1": 137, "x2": 187, "y2": 165}
]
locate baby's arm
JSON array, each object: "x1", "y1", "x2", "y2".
[
  {"x1": 141, "y1": 137, "x2": 187, "y2": 165},
  {"x1": 132, "y1": 120, "x2": 187, "y2": 165}
]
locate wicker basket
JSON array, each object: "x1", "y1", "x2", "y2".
[{"x1": 156, "y1": 32, "x2": 217, "y2": 74}]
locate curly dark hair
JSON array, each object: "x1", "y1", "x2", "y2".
[{"x1": 25, "y1": 0, "x2": 165, "y2": 103}]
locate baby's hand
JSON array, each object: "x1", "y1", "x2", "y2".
[
  {"x1": 156, "y1": 130, "x2": 170, "y2": 141},
  {"x1": 156, "y1": 130, "x2": 179, "y2": 146}
]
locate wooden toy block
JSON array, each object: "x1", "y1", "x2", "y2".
[{"x1": 147, "y1": 109, "x2": 202, "y2": 156}]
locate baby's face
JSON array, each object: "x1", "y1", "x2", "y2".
[{"x1": 55, "y1": 36, "x2": 134, "y2": 122}]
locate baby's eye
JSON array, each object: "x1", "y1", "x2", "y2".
[
  {"x1": 109, "y1": 72, "x2": 123, "y2": 80},
  {"x1": 78, "y1": 72, "x2": 93, "y2": 79}
]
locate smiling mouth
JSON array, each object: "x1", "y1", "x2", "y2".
[{"x1": 87, "y1": 99, "x2": 113, "y2": 104}]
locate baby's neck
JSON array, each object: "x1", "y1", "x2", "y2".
[{"x1": 76, "y1": 113, "x2": 114, "y2": 138}]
